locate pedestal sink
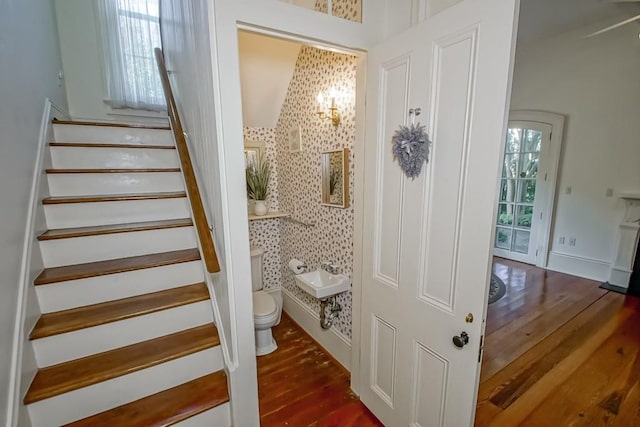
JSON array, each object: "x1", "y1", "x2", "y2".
[{"x1": 294, "y1": 270, "x2": 350, "y2": 299}]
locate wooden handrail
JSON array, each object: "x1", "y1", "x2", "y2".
[{"x1": 154, "y1": 48, "x2": 221, "y2": 273}]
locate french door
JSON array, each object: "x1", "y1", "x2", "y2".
[{"x1": 494, "y1": 120, "x2": 552, "y2": 265}]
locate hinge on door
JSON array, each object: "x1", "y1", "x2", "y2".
[
  {"x1": 536, "y1": 249, "x2": 539, "y2": 256},
  {"x1": 478, "y1": 335, "x2": 484, "y2": 363},
  {"x1": 544, "y1": 172, "x2": 548, "y2": 181},
  {"x1": 540, "y1": 212, "x2": 543, "y2": 220}
]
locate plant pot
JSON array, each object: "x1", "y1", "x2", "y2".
[{"x1": 254, "y1": 200, "x2": 268, "y2": 216}]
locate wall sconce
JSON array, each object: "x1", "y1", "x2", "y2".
[{"x1": 316, "y1": 89, "x2": 341, "y2": 127}]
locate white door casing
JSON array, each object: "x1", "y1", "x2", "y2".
[
  {"x1": 493, "y1": 111, "x2": 565, "y2": 267},
  {"x1": 359, "y1": 0, "x2": 519, "y2": 425}
]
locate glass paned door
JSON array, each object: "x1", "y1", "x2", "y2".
[{"x1": 494, "y1": 123, "x2": 549, "y2": 264}]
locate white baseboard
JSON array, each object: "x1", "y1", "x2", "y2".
[
  {"x1": 281, "y1": 288, "x2": 351, "y2": 371},
  {"x1": 546, "y1": 251, "x2": 610, "y2": 282}
]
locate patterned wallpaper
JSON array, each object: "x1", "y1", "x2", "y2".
[
  {"x1": 314, "y1": 0, "x2": 362, "y2": 22},
  {"x1": 275, "y1": 46, "x2": 357, "y2": 340},
  {"x1": 244, "y1": 127, "x2": 282, "y2": 291}
]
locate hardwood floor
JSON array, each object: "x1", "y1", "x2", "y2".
[
  {"x1": 258, "y1": 313, "x2": 382, "y2": 427},
  {"x1": 476, "y1": 258, "x2": 640, "y2": 426}
]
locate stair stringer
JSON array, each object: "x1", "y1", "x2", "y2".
[{"x1": 8, "y1": 99, "x2": 69, "y2": 427}]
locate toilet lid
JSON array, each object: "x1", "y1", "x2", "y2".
[{"x1": 253, "y1": 291, "x2": 277, "y2": 317}]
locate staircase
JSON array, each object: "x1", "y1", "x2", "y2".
[{"x1": 23, "y1": 120, "x2": 230, "y2": 426}]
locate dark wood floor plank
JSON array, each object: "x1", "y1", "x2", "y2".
[
  {"x1": 476, "y1": 258, "x2": 640, "y2": 427},
  {"x1": 259, "y1": 313, "x2": 381, "y2": 426}
]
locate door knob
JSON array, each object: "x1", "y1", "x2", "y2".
[{"x1": 452, "y1": 331, "x2": 469, "y2": 348}]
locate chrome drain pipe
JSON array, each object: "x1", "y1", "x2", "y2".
[{"x1": 320, "y1": 296, "x2": 342, "y2": 329}]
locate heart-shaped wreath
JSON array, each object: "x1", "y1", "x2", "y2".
[{"x1": 392, "y1": 123, "x2": 431, "y2": 179}]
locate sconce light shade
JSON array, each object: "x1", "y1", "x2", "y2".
[{"x1": 316, "y1": 89, "x2": 340, "y2": 127}]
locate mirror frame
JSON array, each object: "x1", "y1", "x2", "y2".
[
  {"x1": 321, "y1": 148, "x2": 349, "y2": 209},
  {"x1": 244, "y1": 140, "x2": 265, "y2": 167}
]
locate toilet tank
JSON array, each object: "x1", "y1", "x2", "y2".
[{"x1": 250, "y1": 246, "x2": 264, "y2": 292}]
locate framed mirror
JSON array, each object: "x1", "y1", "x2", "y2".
[
  {"x1": 321, "y1": 148, "x2": 349, "y2": 208},
  {"x1": 244, "y1": 140, "x2": 265, "y2": 167}
]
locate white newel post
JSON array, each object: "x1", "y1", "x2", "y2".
[{"x1": 609, "y1": 193, "x2": 640, "y2": 289}]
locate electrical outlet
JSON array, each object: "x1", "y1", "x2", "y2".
[
  {"x1": 565, "y1": 186, "x2": 572, "y2": 195},
  {"x1": 559, "y1": 237, "x2": 565, "y2": 244},
  {"x1": 606, "y1": 188, "x2": 614, "y2": 197},
  {"x1": 569, "y1": 237, "x2": 576, "y2": 247}
]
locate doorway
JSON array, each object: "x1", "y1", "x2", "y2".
[{"x1": 494, "y1": 112, "x2": 563, "y2": 267}]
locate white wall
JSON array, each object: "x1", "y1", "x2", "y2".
[
  {"x1": 510, "y1": 19, "x2": 640, "y2": 280},
  {"x1": 54, "y1": 0, "x2": 167, "y2": 124},
  {"x1": 238, "y1": 32, "x2": 300, "y2": 128},
  {"x1": 0, "y1": 1, "x2": 68, "y2": 424}
]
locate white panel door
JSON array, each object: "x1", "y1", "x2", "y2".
[{"x1": 359, "y1": 1, "x2": 519, "y2": 425}]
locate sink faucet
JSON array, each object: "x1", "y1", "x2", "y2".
[{"x1": 321, "y1": 262, "x2": 341, "y2": 275}]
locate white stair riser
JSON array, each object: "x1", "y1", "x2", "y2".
[
  {"x1": 47, "y1": 172, "x2": 185, "y2": 197},
  {"x1": 174, "y1": 402, "x2": 231, "y2": 427},
  {"x1": 39, "y1": 227, "x2": 197, "y2": 268},
  {"x1": 36, "y1": 261, "x2": 205, "y2": 313},
  {"x1": 28, "y1": 347, "x2": 223, "y2": 427},
  {"x1": 44, "y1": 198, "x2": 190, "y2": 228},
  {"x1": 53, "y1": 124, "x2": 173, "y2": 146},
  {"x1": 33, "y1": 301, "x2": 214, "y2": 367},
  {"x1": 50, "y1": 146, "x2": 180, "y2": 169}
]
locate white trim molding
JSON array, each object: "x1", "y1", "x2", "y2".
[
  {"x1": 546, "y1": 251, "x2": 611, "y2": 282},
  {"x1": 281, "y1": 288, "x2": 352, "y2": 371},
  {"x1": 8, "y1": 99, "x2": 69, "y2": 427},
  {"x1": 502, "y1": 110, "x2": 565, "y2": 268}
]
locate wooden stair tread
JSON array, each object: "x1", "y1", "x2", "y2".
[
  {"x1": 49, "y1": 142, "x2": 175, "y2": 150},
  {"x1": 64, "y1": 372, "x2": 229, "y2": 426},
  {"x1": 30, "y1": 283, "x2": 210, "y2": 340},
  {"x1": 34, "y1": 248, "x2": 200, "y2": 285},
  {"x1": 52, "y1": 119, "x2": 170, "y2": 130},
  {"x1": 24, "y1": 324, "x2": 220, "y2": 404},
  {"x1": 43, "y1": 191, "x2": 186, "y2": 205},
  {"x1": 45, "y1": 168, "x2": 181, "y2": 174},
  {"x1": 38, "y1": 218, "x2": 193, "y2": 241}
]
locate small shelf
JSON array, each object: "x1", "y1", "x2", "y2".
[{"x1": 248, "y1": 211, "x2": 291, "y2": 221}]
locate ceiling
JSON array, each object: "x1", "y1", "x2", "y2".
[{"x1": 517, "y1": 0, "x2": 640, "y2": 41}]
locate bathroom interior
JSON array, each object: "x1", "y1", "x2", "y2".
[{"x1": 238, "y1": 29, "x2": 359, "y2": 365}]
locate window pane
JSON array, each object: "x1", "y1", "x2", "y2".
[
  {"x1": 516, "y1": 205, "x2": 534, "y2": 228},
  {"x1": 519, "y1": 152, "x2": 538, "y2": 178},
  {"x1": 517, "y1": 179, "x2": 536, "y2": 203},
  {"x1": 523, "y1": 129, "x2": 542, "y2": 152},
  {"x1": 497, "y1": 203, "x2": 514, "y2": 226},
  {"x1": 496, "y1": 227, "x2": 512, "y2": 250},
  {"x1": 499, "y1": 179, "x2": 517, "y2": 202},
  {"x1": 505, "y1": 128, "x2": 522, "y2": 153},
  {"x1": 502, "y1": 153, "x2": 520, "y2": 178},
  {"x1": 513, "y1": 230, "x2": 530, "y2": 253}
]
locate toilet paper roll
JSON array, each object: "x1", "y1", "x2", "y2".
[{"x1": 288, "y1": 258, "x2": 306, "y2": 275}]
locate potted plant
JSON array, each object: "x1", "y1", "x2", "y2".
[{"x1": 246, "y1": 152, "x2": 271, "y2": 216}]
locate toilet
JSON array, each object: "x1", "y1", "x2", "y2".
[{"x1": 250, "y1": 246, "x2": 282, "y2": 356}]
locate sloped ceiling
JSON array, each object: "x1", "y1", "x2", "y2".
[{"x1": 238, "y1": 31, "x2": 301, "y2": 129}]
